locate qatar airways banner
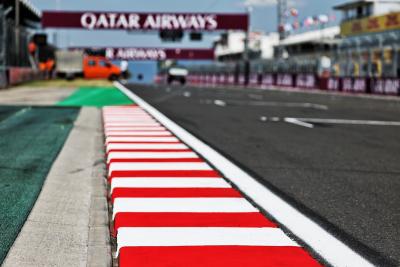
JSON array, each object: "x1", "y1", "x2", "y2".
[
  {"x1": 104, "y1": 47, "x2": 215, "y2": 60},
  {"x1": 42, "y1": 11, "x2": 249, "y2": 31}
]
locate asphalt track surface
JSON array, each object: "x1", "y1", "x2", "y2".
[{"x1": 126, "y1": 84, "x2": 400, "y2": 267}]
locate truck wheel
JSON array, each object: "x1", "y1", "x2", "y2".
[
  {"x1": 180, "y1": 78, "x2": 186, "y2": 86},
  {"x1": 66, "y1": 73, "x2": 75, "y2": 81},
  {"x1": 109, "y1": 74, "x2": 118, "y2": 81}
]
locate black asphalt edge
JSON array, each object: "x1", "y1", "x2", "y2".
[{"x1": 126, "y1": 85, "x2": 397, "y2": 267}]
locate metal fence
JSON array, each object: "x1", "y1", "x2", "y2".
[
  {"x1": 0, "y1": 5, "x2": 35, "y2": 88},
  {"x1": 0, "y1": 6, "x2": 32, "y2": 68}
]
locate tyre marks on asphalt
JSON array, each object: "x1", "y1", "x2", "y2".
[{"x1": 102, "y1": 105, "x2": 322, "y2": 267}]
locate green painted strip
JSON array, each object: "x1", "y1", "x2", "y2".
[
  {"x1": 0, "y1": 106, "x2": 79, "y2": 263},
  {"x1": 57, "y1": 86, "x2": 134, "y2": 107}
]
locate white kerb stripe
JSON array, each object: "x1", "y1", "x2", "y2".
[
  {"x1": 110, "y1": 178, "x2": 230, "y2": 193},
  {"x1": 112, "y1": 198, "x2": 257, "y2": 219},
  {"x1": 105, "y1": 127, "x2": 166, "y2": 131},
  {"x1": 104, "y1": 119, "x2": 156, "y2": 123},
  {"x1": 105, "y1": 131, "x2": 172, "y2": 137},
  {"x1": 105, "y1": 123, "x2": 161, "y2": 127},
  {"x1": 108, "y1": 162, "x2": 211, "y2": 176},
  {"x1": 104, "y1": 118, "x2": 156, "y2": 122},
  {"x1": 106, "y1": 137, "x2": 179, "y2": 143},
  {"x1": 107, "y1": 143, "x2": 188, "y2": 152},
  {"x1": 117, "y1": 227, "x2": 298, "y2": 253},
  {"x1": 115, "y1": 82, "x2": 375, "y2": 267},
  {"x1": 107, "y1": 151, "x2": 198, "y2": 163}
]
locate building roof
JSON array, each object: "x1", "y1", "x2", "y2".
[
  {"x1": 279, "y1": 26, "x2": 340, "y2": 47},
  {"x1": 334, "y1": 0, "x2": 375, "y2": 10}
]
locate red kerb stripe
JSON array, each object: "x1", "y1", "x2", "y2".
[
  {"x1": 119, "y1": 246, "x2": 322, "y2": 267},
  {"x1": 111, "y1": 188, "x2": 242, "y2": 202},
  {"x1": 113, "y1": 212, "x2": 276, "y2": 236}
]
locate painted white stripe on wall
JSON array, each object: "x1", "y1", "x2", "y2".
[
  {"x1": 106, "y1": 137, "x2": 179, "y2": 143},
  {"x1": 107, "y1": 143, "x2": 188, "y2": 152},
  {"x1": 115, "y1": 83, "x2": 375, "y2": 267},
  {"x1": 110, "y1": 178, "x2": 230, "y2": 192},
  {"x1": 112, "y1": 198, "x2": 258, "y2": 219},
  {"x1": 117, "y1": 227, "x2": 298, "y2": 253},
  {"x1": 107, "y1": 151, "x2": 198, "y2": 163},
  {"x1": 108, "y1": 162, "x2": 211, "y2": 176}
]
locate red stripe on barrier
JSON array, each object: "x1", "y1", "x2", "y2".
[
  {"x1": 113, "y1": 212, "x2": 276, "y2": 236},
  {"x1": 119, "y1": 246, "x2": 322, "y2": 267},
  {"x1": 111, "y1": 188, "x2": 242, "y2": 203},
  {"x1": 107, "y1": 141, "x2": 181, "y2": 144},
  {"x1": 107, "y1": 149, "x2": 194, "y2": 155},
  {"x1": 109, "y1": 158, "x2": 202, "y2": 164},
  {"x1": 106, "y1": 135, "x2": 173, "y2": 138},
  {"x1": 109, "y1": 170, "x2": 221, "y2": 182}
]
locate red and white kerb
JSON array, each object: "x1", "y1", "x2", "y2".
[{"x1": 102, "y1": 105, "x2": 321, "y2": 267}]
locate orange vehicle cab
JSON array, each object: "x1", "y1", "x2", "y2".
[{"x1": 83, "y1": 56, "x2": 121, "y2": 80}]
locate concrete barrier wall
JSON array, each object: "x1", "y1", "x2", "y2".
[
  {"x1": 179, "y1": 73, "x2": 400, "y2": 96},
  {"x1": 8, "y1": 67, "x2": 46, "y2": 86}
]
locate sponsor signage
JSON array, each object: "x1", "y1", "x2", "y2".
[
  {"x1": 103, "y1": 47, "x2": 214, "y2": 60},
  {"x1": 276, "y1": 74, "x2": 293, "y2": 87},
  {"x1": 261, "y1": 74, "x2": 274, "y2": 86},
  {"x1": 296, "y1": 74, "x2": 316, "y2": 89},
  {"x1": 341, "y1": 12, "x2": 400, "y2": 37},
  {"x1": 371, "y1": 78, "x2": 400, "y2": 95},
  {"x1": 42, "y1": 11, "x2": 249, "y2": 31},
  {"x1": 342, "y1": 78, "x2": 367, "y2": 93},
  {"x1": 326, "y1": 78, "x2": 340, "y2": 91}
]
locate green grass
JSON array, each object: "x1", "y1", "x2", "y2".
[
  {"x1": 0, "y1": 106, "x2": 79, "y2": 264},
  {"x1": 57, "y1": 86, "x2": 134, "y2": 107}
]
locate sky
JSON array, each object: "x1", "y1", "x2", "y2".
[{"x1": 30, "y1": 0, "x2": 346, "y2": 48}]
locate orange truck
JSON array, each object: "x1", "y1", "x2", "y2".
[{"x1": 56, "y1": 50, "x2": 122, "y2": 80}]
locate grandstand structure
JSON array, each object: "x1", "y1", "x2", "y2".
[{"x1": 335, "y1": 0, "x2": 400, "y2": 77}]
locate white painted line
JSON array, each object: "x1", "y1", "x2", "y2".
[
  {"x1": 111, "y1": 178, "x2": 230, "y2": 192},
  {"x1": 214, "y1": 99, "x2": 227, "y2": 107},
  {"x1": 117, "y1": 227, "x2": 298, "y2": 253},
  {"x1": 106, "y1": 136, "x2": 179, "y2": 144},
  {"x1": 108, "y1": 162, "x2": 212, "y2": 176},
  {"x1": 112, "y1": 198, "x2": 258, "y2": 219},
  {"x1": 295, "y1": 117, "x2": 400, "y2": 126},
  {"x1": 115, "y1": 82, "x2": 374, "y2": 267},
  {"x1": 106, "y1": 143, "x2": 188, "y2": 152},
  {"x1": 107, "y1": 151, "x2": 198, "y2": 163},
  {"x1": 284, "y1": 118, "x2": 314, "y2": 128}
]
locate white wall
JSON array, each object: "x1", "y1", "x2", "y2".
[
  {"x1": 214, "y1": 31, "x2": 279, "y2": 60},
  {"x1": 373, "y1": 1, "x2": 400, "y2": 15}
]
